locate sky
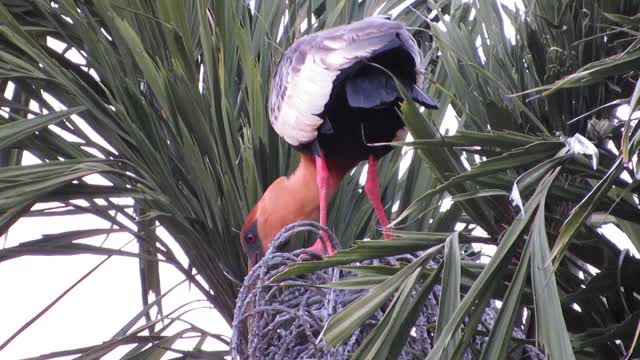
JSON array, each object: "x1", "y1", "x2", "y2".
[
  {"x1": 0, "y1": 0, "x2": 638, "y2": 359},
  {"x1": 0, "y1": 24, "x2": 230, "y2": 360},
  {"x1": 0, "y1": 152, "x2": 231, "y2": 359}
]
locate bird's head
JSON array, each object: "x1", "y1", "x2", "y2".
[{"x1": 239, "y1": 206, "x2": 265, "y2": 270}]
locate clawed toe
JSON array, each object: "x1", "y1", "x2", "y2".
[
  {"x1": 297, "y1": 250, "x2": 325, "y2": 262},
  {"x1": 297, "y1": 237, "x2": 335, "y2": 261}
]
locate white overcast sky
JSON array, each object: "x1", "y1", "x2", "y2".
[{"x1": 1, "y1": 0, "x2": 637, "y2": 359}]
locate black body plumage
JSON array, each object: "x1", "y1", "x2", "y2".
[
  {"x1": 269, "y1": 16, "x2": 438, "y2": 156},
  {"x1": 306, "y1": 44, "x2": 438, "y2": 160}
]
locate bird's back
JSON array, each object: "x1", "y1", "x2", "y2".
[{"x1": 269, "y1": 16, "x2": 437, "y2": 160}]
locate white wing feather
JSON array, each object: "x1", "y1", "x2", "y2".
[{"x1": 269, "y1": 16, "x2": 423, "y2": 146}]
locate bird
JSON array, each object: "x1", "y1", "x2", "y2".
[{"x1": 240, "y1": 16, "x2": 438, "y2": 269}]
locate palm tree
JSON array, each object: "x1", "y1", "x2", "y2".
[{"x1": 0, "y1": 0, "x2": 639, "y2": 358}]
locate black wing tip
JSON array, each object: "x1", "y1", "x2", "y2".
[{"x1": 410, "y1": 85, "x2": 439, "y2": 109}]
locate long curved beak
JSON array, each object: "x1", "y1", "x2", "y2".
[{"x1": 247, "y1": 250, "x2": 265, "y2": 270}]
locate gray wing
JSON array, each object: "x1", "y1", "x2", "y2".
[
  {"x1": 346, "y1": 78, "x2": 439, "y2": 109},
  {"x1": 268, "y1": 16, "x2": 425, "y2": 147}
]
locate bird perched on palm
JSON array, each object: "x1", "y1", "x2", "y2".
[{"x1": 240, "y1": 16, "x2": 438, "y2": 269}]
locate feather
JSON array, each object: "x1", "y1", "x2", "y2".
[
  {"x1": 269, "y1": 16, "x2": 428, "y2": 146},
  {"x1": 345, "y1": 67, "x2": 438, "y2": 109},
  {"x1": 345, "y1": 70, "x2": 399, "y2": 108},
  {"x1": 409, "y1": 85, "x2": 439, "y2": 109}
]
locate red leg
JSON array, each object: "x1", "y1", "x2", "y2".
[
  {"x1": 306, "y1": 153, "x2": 336, "y2": 255},
  {"x1": 365, "y1": 155, "x2": 392, "y2": 239}
]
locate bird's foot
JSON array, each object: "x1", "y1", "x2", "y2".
[
  {"x1": 307, "y1": 237, "x2": 336, "y2": 255},
  {"x1": 382, "y1": 226, "x2": 393, "y2": 240},
  {"x1": 298, "y1": 236, "x2": 336, "y2": 261}
]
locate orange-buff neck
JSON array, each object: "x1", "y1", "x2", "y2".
[{"x1": 248, "y1": 153, "x2": 356, "y2": 253}]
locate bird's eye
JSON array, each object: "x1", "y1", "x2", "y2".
[{"x1": 246, "y1": 233, "x2": 256, "y2": 243}]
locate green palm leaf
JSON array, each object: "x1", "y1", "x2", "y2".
[{"x1": 2, "y1": 0, "x2": 640, "y2": 358}]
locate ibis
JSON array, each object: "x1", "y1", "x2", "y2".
[{"x1": 240, "y1": 16, "x2": 438, "y2": 269}]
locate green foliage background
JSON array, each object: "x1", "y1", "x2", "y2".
[{"x1": 0, "y1": 0, "x2": 639, "y2": 358}]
